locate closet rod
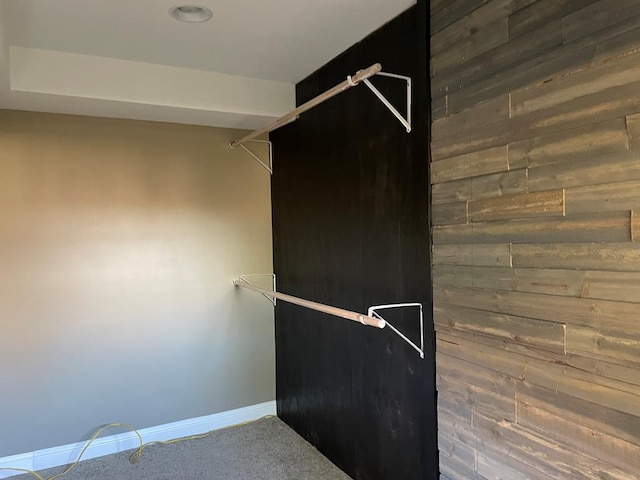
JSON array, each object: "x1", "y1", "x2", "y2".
[
  {"x1": 229, "y1": 63, "x2": 382, "y2": 148},
  {"x1": 233, "y1": 280, "x2": 385, "y2": 329}
]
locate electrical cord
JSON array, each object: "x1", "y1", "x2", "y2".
[{"x1": 0, "y1": 416, "x2": 274, "y2": 480}]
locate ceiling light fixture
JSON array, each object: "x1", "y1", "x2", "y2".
[{"x1": 169, "y1": 5, "x2": 213, "y2": 23}]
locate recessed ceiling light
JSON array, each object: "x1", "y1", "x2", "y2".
[{"x1": 169, "y1": 5, "x2": 213, "y2": 23}]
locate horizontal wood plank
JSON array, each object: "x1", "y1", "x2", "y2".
[
  {"x1": 432, "y1": 18, "x2": 563, "y2": 100},
  {"x1": 432, "y1": 17, "x2": 509, "y2": 75},
  {"x1": 437, "y1": 329, "x2": 640, "y2": 416},
  {"x1": 433, "y1": 264, "x2": 474, "y2": 289},
  {"x1": 432, "y1": 97, "x2": 510, "y2": 144},
  {"x1": 566, "y1": 179, "x2": 640, "y2": 215},
  {"x1": 473, "y1": 412, "x2": 635, "y2": 480},
  {"x1": 432, "y1": 201, "x2": 469, "y2": 226},
  {"x1": 431, "y1": 0, "x2": 492, "y2": 34},
  {"x1": 508, "y1": 119, "x2": 629, "y2": 170},
  {"x1": 566, "y1": 325, "x2": 640, "y2": 365},
  {"x1": 511, "y1": 46, "x2": 640, "y2": 118},
  {"x1": 432, "y1": 169, "x2": 528, "y2": 205},
  {"x1": 517, "y1": 401, "x2": 640, "y2": 473},
  {"x1": 434, "y1": 286, "x2": 640, "y2": 335},
  {"x1": 467, "y1": 265, "x2": 640, "y2": 302},
  {"x1": 528, "y1": 149, "x2": 640, "y2": 191},
  {"x1": 447, "y1": 18, "x2": 640, "y2": 115},
  {"x1": 433, "y1": 211, "x2": 632, "y2": 245},
  {"x1": 562, "y1": 0, "x2": 640, "y2": 44},
  {"x1": 516, "y1": 381, "x2": 640, "y2": 447},
  {"x1": 468, "y1": 190, "x2": 565, "y2": 222},
  {"x1": 431, "y1": 0, "x2": 537, "y2": 56},
  {"x1": 438, "y1": 325, "x2": 640, "y2": 388},
  {"x1": 434, "y1": 303, "x2": 566, "y2": 352},
  {"x1": 509, "y1": 0, "x2": 599, "y2": 40},
  {"x1": 511, "y1": 242, "x2": 640, "y2": 271},
  {"x1": 431, "y1": 145, "x2": 508, "y2": 183},
  {"x1": 432, "y1": 243, "x2": 512, "y2": 267}
]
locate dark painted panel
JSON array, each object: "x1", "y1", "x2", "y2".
[{"x1": 272, "y1": 3, "x2": 437, "y2": 479}]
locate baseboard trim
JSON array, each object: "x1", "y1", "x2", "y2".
[{"x1": 0, "y1": 401, "x2": 276, "y2": 479}]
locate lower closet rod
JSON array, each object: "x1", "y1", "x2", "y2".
[{"x1": 233, "y1": 280, "x2": 385, "y2": 329}]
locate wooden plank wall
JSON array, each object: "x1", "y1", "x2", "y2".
[{"x1": 430, "y1": 1, "x2": 640, "y2": 479}]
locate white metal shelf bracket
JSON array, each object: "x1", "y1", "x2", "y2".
[
  {"x1": 367, "y1": 303, "x2": 424, "y2": 358},
  {"x1": 362, "y1": 72, "x2": 412, "y2": 133},
  {"x1": 233, "y1": 139, "x2": 274, "y2": 174},
  {"x1": 235, "y1": 274, "x2": 277, "y2": 306}
]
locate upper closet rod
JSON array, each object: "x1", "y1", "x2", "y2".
[
  {"x1": 233, "y1": 279, "x2": 385, "y2": 329},
  {"x1": 229, "y1": 63, "x2": 382, "y2": 148}
]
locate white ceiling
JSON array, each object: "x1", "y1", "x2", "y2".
[{"x1": 0, "y1": 0, "x2": 416, "y2": 129}]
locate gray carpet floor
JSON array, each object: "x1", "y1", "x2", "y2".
[{"x1": 14, "y1": 417, "x2": 351, "y2": 480}]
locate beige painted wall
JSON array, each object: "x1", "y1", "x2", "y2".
[{"x1": 0, "y1": 110, "x2": 275, "y2": 456}]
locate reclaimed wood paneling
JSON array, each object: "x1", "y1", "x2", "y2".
[
  {"x1": 511, "y1": 242, "x2": 640, "y2": 271},
  {"x1": 516, "y1": 381, "x2": 640, "y2": 446},
  {"x1": 434, "y1": 303, "x2": 565, "y2": 352},
  {"x1": 468, "y1": 189, "x2": 565, "y2": 222},
  {"x1": 431, "y1": 1, "x2": 640, "y2": 477},
  {"x1": 433, "y1": 211, "x2": 633, "y2": 245},
  {"x1": 432, "y1": 18, "x2": 563, "y2": 100},
  {"x1": 432, "y1": 17, "x2": 510, "y2": 75},
  {"x1": 566, "y1": 179, "x2": 640, "y2": 215},
  {"x1": 509, "y1": 0, "x2": 599, "y2": 40},
  {"x1": 432, "y1": 168, "x2": 528, "y2": 205},
  {"x1": 561, "y1": 0, "x2": 639, "y2": 43},
  {"x1": 432, "y1": 243, "x2": 512, "y2": 267},
  {"x1": 441, "y1": 16, "x2": 640, "y2": 114},
  {"x1": 528, "y1": 150, "x2": 640, "y2": 192},
  {"x1": 432, "y1": 201, "x2": 468, "y2": 226},
  {"x1": 431, "y1": 145, "x2": 508, "y2": 183},
  {"x1": 431, "y1": 96, "x2": 510, "y2": 144},
  {"x1": 431, "y1": 0, "x2": 537, "y2": 56},
  {"x1": 507, "y1": 119, "x2": 629, "y2": 170}
]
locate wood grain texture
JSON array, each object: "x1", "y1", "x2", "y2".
[
  {"x1": 510, "y1": 47, "x2": 640, "y2": 119},
  {"x1": 509, "y1": 0, "x2": 600, "y2": 40},
  {"x1": 435, "y1": 286, "x2": 640, "y2": 335},
  {"x1": 517, "y1": 401, "x2": 640, "y2": 473},
  {"x1": 528, "y1": 150, "x2": 640, "y2": 192},
  {"x1": 561, "y1": 0, "x2": 640, "y2": 43},
  {"x1": 431, "y1": 1, "x2": 640, "y2": 477},
  {"x1": 431, "y1": 145, "x2": 508, "y2": 184},
  {"x1": 432, "y1": 201, "x2": 468, "y2": 226},
  {"x1": 432, "y1": 243, "x2": 512, "y2": 267},
  {"x1": 507, "y1": 119, "x2": 629, "y2": 170},
  {"x1": 444, "y1": 15, "x2": 640, "y2": 114},
  {"x1": 432, "y1": 17, "x2": 509, "y2": 75},
  {"x1": 433, "y1": 18, "x2": 563, "y2": 100},
  {"x1": 511, "y1": 242, "x2": 640, "y2": 271},
  {"x1": 516, "y1": 381, "x2": 640, "y2": 446},
  {"x1": 468, "y1": 190, "x2": 565, "y2": 222},
  {"x1": 273, "y1": 6, "x2": 437, "y2": 480},
  {"x1": 432, "y1": 97, "x2": 510, "y2": 144},
  {"x1": 433, "y1": 211, "x2": 632, "y2": 245},
  {"x1": 431, "y1": 0, "x2": 537, "y2": 56},
  {"x1": 439, "y1": 324, "x2": 640, "y2": 387},
  {"x1": 566, "y1": 179, "x2": 640, "y2": 215},
  {"x1": 434, "y1": 303, "x2": 566, "y2": 352}
]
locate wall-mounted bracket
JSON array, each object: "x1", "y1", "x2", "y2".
[
  {"x1": 367, "y1": 303, "x2": 424, "y2": 358},
  {"x1": 233, "y1": 139, "x2": 274, "y2": 174},
  {"x1": 234, "y1": 274, "x2": 277, "y2": 306},
  {"x1": 362, "y1": 72, "x2": 412, "y2": 133}
]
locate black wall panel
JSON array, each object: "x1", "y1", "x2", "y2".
[{"x1": 271, "y1": 3, "x2": 436, "y2": 479}]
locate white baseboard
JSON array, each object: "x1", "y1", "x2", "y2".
[{"x1": 0, "y1": 401, "x2": 276, "y2": 479}]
